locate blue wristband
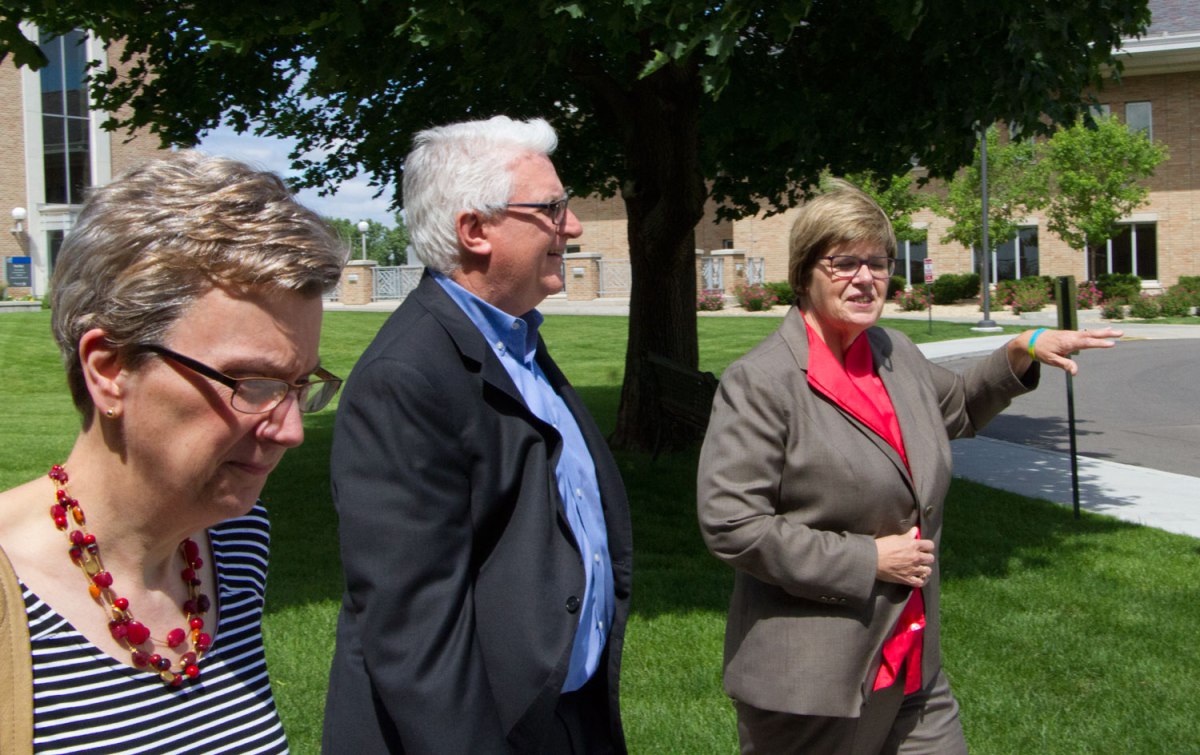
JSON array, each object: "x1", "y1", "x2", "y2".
[{"x1": 1027, "y1": 328, "x2": 1047, "y2": 360}]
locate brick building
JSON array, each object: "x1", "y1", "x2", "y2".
[
  {"x1": 574, "y1": 0, "x2": 1200, "y2": 298},
  {"x1": 0, "y1": 28, "x2": 164, "y2": 298}
]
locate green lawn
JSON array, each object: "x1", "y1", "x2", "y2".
[{"x1": 1, "y1": 310, "x2": 1195, "y2": 753}]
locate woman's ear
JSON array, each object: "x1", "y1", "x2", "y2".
[
  {"x1": 78, "y1": 328, "x2": 128, "y2": 416},
  {"x1": 455, "y1": 209, "x2": 492, "y2": 261}
]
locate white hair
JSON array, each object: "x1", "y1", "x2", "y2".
[{"x1": 402, "y1": 116, "x2": 558, "y2": 274}]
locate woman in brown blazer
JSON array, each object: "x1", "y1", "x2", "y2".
[{"x1": 697, "y1": 180, "x2": 1121, "y2": 753}]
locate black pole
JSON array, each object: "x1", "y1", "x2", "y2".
[
  {"x1": 977, "y1": 126, "x2": 998, "y2": 330},
  {"x1": 1055, "y1": 276, "x2": 1081, "y2": 519},
  {"x1": 1065, "y1": 373, "x2": 1081, "y2": 519}
]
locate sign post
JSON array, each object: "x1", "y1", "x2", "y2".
[{"x1": 1055, "y1": 276, "x2": 1081, "y2": 519}]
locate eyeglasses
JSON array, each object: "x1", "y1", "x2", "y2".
[
  {"x1": 822, "y1": 255, "x2": 896, "y2": 280},
  {"x1": 505, "y1": 195, "x2": 570, "y2": 226},
  {"x1": 139, "y1": 344, "x2": 343, "y2": 414}
]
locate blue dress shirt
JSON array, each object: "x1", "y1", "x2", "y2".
[{"x1": 433, "y1": 272, "x2": 615, "y2": 693}]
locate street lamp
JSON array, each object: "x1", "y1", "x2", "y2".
[{"x1": 356, "y1": 220, "x2": 370, "y2": 260}]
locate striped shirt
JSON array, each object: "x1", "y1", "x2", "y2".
[{"x1": 23, "y1": 505, "x2": 288, "y2": 754}]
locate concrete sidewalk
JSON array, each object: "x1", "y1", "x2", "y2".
[
  {"x1": 917, "y1": 333, "x2": 1200, "y2": 539},
  {"x1": 948, "y1": 436, "x2": 1200, "y2": 539}
]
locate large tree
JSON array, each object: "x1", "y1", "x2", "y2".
[
  {"x1": 2, "y1": 0, "x2": 1149, "y2": 449},
  {"x1": 1038, "y1": 114, "x2": 1167, "y2": 278},
  {"x1": 937, "y1": 126, "x2": 1044, "y2": 263}
]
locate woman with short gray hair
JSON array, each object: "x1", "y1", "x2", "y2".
[{"x1": 0, "y1": 150, "x2": 344, "y2": 752}]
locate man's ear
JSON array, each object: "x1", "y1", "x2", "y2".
[
  {"x1": 455, "y1": 209, "x2": 492, "y2": 261},
  {"x1": 78, "y1": 328, "x2": 128, "y2": 414}
]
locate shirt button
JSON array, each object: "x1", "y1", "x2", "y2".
[
  {"x1": 593, "y1": 552, "x2": 601, "y2": 563},
  {"x1": 575, "y1": 488, "x2": 583, "y2": 498},
  {"x1": 511, "y1": 321, "x2": 520, "y2": 330}
]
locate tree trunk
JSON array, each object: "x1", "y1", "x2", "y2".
[{"x1": 607, "y1": 65, "x2": 707, "y2": 452}]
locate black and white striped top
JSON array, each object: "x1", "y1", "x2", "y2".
[{"x1": 23, "y1": 505, "x2": 289, "y2": 754}]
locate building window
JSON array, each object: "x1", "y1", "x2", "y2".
[
  {"x1": 973, "y1": 227, "x2": 1039, "y2": 283},
  {"x1": 721, "y1": 239, "x2": 734, "y2": 249},
  {"x1": 896, "y1": 238, "x2": 927, "y2": 286},
  {"x1": 1089, "y1": 103, "x2": 1111, "y2": 120},
  {"x1": 47, "y1": 230, "x2": 66, "y2": 274},
  {"x1": 39, "y1": 29, "x2": 91, "y2": 205},
  {"x1": 1125, "y1": 101, "x2": 1152, "y2": 139},
  {"x1": 1095, "y1": 223, "x2": 1157, "y2": 281}
]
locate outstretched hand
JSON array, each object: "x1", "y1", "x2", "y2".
[{"x1": 1009, "y1": 327, "x2": 1123, "y2": 376}]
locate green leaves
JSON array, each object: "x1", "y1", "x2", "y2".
[{"x1": 1041, "y1": 114, "x2": 1168, "y2": 253}]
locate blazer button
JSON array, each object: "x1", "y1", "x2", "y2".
[
  {"x1": 924, "y1": 505, "x2": 934, "y2": 517},
  {"x1": 565, "y1": 596, "x2": 581, "y2": 614}
]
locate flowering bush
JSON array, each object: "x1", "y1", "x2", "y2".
[
  {"x1": 734, "y1": 284, "x2": 778, "y2": 312},
  {"x1": 696, "y1": 290, "x2": 726, "y2": 311},
  {"x1": 1009, "y1": 286, "x2": 1050, "y2": 315},
  {"x1": 1128, "y1": 293, "x2": 1162, "y2": 319},
  {"x1": 893, "y1": 286, "x2": 930, "y2": 312},
  {"x1": 1076, "y1": 281, "x2": 1102, "y2": 309},
  {"x1": 1100, "y1": 301, "x2": 1125, "y2": 320}
]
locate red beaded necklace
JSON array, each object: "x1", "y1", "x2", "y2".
[{"x1": 47, "y1": 464, "x2": 212, "y2": 686}]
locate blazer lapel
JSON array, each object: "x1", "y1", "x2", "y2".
[
  {"x1": 868, "y1": 328, "x2": 935, "y2": 500},
  {"x1": 414, "y1": 272, "x2": 529, "y2": 409},
  {"x1": 780, "y1": 309, "x2": 914, "y2": 492}
]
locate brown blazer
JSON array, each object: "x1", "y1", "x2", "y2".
[{"x1": 697, "y1": 308, "x2": 1035, "y2": 718}]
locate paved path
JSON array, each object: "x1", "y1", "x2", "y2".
[{"x1": 920, "y1": 333, "x2": 1199, "y2": 539}]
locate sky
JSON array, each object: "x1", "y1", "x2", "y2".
[{"x1": 195, "y1": 126, "x2": 400, "y2": 227}]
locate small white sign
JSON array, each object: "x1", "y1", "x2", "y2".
[{"x1": 923, "y1": 258, "x2": 934, "y2": 284}]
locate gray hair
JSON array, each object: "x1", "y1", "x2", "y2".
[
  {"x1": 788, "y1": 178, "x2": 897, "y2": 301},
  {"x1": 51, "y1": 149, "x2": 346, "y2": 418},
  {"x1": 402, "y1": 116, "x2": 558, "y2": 274}
]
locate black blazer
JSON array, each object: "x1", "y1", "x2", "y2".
[{"x1": 322, "y1": 272, "x2": 632, "y2": 754}]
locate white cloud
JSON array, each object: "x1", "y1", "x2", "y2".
[{"x1": 195, "y1": 126, "x2": 399, "y2": 227}]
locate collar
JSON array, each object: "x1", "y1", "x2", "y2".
[{"x1": 432, "y1": 270, "x2": 544, "y2": 364}]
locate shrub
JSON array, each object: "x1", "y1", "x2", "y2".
[
  {"x1": 887, "y1": 275, "x2": 907, "y2": 300},
  {"x1": 1076, "y1": 281, "x2": 1103, "y2": 309},
  {"x1": 1096, "y1": 272, "x2": 1142, "y2": 304},
  {"x1": 1127, "y1": 293, "x2": 1161, "y2": 319},
  {"x1": 1156, "y1": 290, "x2": 1193, "y2": 317},
  {"x1": 995, "y1": 277, "x2": 1051, "y2": 311},
  {"x1": 1009, "y1": 286, "x2": 1050, "y2": 315},
  {"x1": 696, "y1": 290, "x2": 725, "y2": 311},
  {"x1": 1168, "y1": 279, "x2": 1200, "y2": 309},
  {"x1": 734, "y1": 283, "x2": 778, "y2": 312},
  {"x1": 930, "y1": 274, "x2": 967, "y2": 305},
  {"x1": 958, "y1": 272, "x2": 981, "y2": 300},
  {"x1": 994, "y1": 280, "x2": 1020, "y2": 307},
  {"x1": 893, "y1": 286, "x2": 930, "y2": 312},
  {"x1": 1100, "y1": 301, "x2": 1125, "y2": 320},
  {"x1": 764, "y1": 281, "x2": 796, "y2": 307},
  {"x1": 1177, "y1": 275, "x2": 1200, "y2": 288}
]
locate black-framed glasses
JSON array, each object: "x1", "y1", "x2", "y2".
[
  {"x1": 139, "y1": 344, "x2": 343, "y2": 414},
  {"x1": 505, "y1": 195, "x2": 570, "y2": 226},
  {"x1": 822, "y1": 255, "x2": 896, "y2": 280}
]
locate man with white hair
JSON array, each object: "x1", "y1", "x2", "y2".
[{"x1": 323, "y1": 116, "x2": 632, "y2": 754}]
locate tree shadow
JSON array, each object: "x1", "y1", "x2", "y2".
[{"x1": 980, "y1": 413, "x2": 1114, "y2": 460}]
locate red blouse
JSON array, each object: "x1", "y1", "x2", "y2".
[{"x1": 804, "y1": 320, "x2": 925, "y2": 695}]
